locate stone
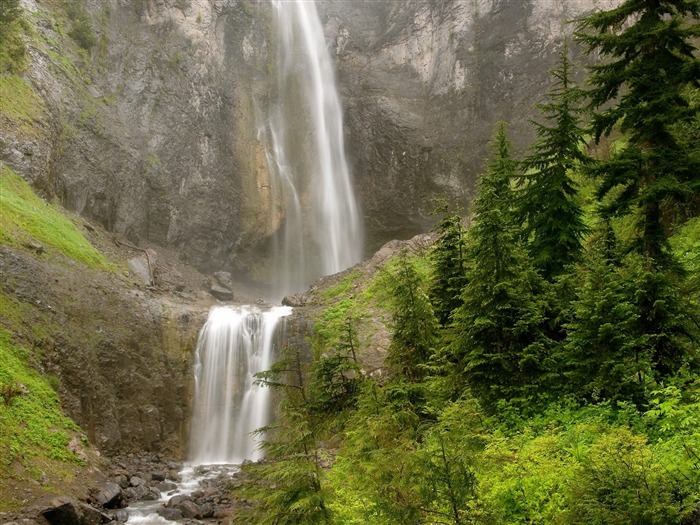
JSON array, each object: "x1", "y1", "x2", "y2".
[
  {"x1": 176, "y1": 500, "x2": 202, "y2": 519},
  {"x1": 157, "y1": 507, "x2": 184, "y2": 521},
  {"x1": 92, "y1": 482, "x2": 123, "y2": 509},
  {"x1": 282, "y1": 293, "x2": 306, "y2": 307},
  {"x1": 199, "y1": 502, "x2": 214, "y2": 519},
  {"x1": 129, "y1": 476, "x2": 144, "y2": 487},
  {"x1": 157, "y1": 481, "x2": 178, "y2": 493},
  {"x1": 209, "y1": 282, "x2": 233, "y2": 301},
  {"x1": 151, "y1": 471, "x2": 166, "y2": 482},
  {"x1": 77, "y1": 504, "x2": 104, "y2": 525},
  {"x1": 108, "y1": 510, "x2": 129, "y2": 522},
  {"x1": 41, "y1": 497, "x2": 81, "y2": 525},
  {"x1": 166, "y1": 495, "x2": 190, "y2": 508},
  {"x1": 213, "y1": 271, "x2": 233, "y2": 289},
  {"x1": 142, "y1": 487, "x2": 161, "y2": 501}
]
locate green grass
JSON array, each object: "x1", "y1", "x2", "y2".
[
  {"x1": 0, "y1": 165, "x2": 109, "y2": 268},
  {"x1": 0, "y1": 75, "x2": 45, "y2": 135},
  {"x1": 0, "y1": 329, "x2": 82, "y2": 468}
]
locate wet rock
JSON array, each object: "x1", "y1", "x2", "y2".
[
  {"x1": 129, "y1": 476, "x2": 144, "y2": 487},
  {"x1": 108, "y1": 509, "x2": 129, "y2": 522},
  {"x1": 282, "y1": 293, "x2": 306, "y2": 307},
  {"x1": 209, "y1": 282, "x2": 233, "y2": 301},
  {"x1": 92, "y1": 482, "x2": 123, "y2": 509},
  {"x1": 166, "y1": 495, "x2": 190, "y2": 508},
  {"x1": 151, "y1": 471, "x2": 166, "y2": 482},
  {"x1": 157, "y1": 481, "x2": 178, "y2": 493},
  {"x1": 142, "y1": 487, "x2": 161, "y2": 501},
  {"x1": 157, "y1": 507, "x2": 184, "y2": 521},
  {"x1": 176, "y1": 500, "x2": 202, "y2": 519}
]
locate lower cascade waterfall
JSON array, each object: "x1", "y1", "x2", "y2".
[{"x1": 188, "y1": 305, "x2": 292, "y2": 464}]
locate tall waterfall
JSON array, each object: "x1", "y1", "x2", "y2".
[
  {"x1": 189, "y1": 306, "x2": 291, "y2": 464},
  {"x1": 261, "y1": 0, "x2": 363, "y2": 296}
]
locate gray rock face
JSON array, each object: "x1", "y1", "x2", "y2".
[
  {"x1": 320, "y1": 0, "x2": 621, "y2": 251},
  {"x1": 3, "y1": 0, "x2": 617, "y2": 285}
]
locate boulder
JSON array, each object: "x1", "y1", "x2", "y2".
[
  {"x1": 40, "y1": 497, "x2": 105, "y2": 525},
  {"x1": 157, "y1": 481, "x2": 178, "y2": 493},
  {"x1": 129, "y1": 476, "x2": 145, "y2": 487},
  {"x1": 176, "y1": 500, "x2": 202, "y2": 519},
  {"x1": 209, "y1": 282, "x2": 233, "y2": 301},
  {"x1": 157, "y1": 507, "x2": 184, "y2": 521},
  {"x1": 166, "y1": 495, "x2": 190, "y2": 508},
  {"x1": 142, "y1": 487, "x2": 161, "y2": 501},
  {"x1": 282, "y1": 293, "x2": 306, "y2": 307},
  {"x1": 92, "y1": 482, "x2": 124, "y2": 509},
  {"x1": 199, "y1": 502, "x2": 214, "y2": 519}
]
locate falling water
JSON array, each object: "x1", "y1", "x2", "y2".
[
  {"x1": 261, "y1": 0, "x2": 363, "y2": 296},
  {"x1": 188, "y1": 306, "x2": 291, "y2": 464}
]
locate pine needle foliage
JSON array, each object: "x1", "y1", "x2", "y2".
[
  {"x1": 449, "y1": 123, "x2": 553, "y2": 410},
  {"x1": 429, "y1": 201, "x2": 469, "y2": 325},
  {"x1": 575, "y1": 0, "x2": 700, "y2": 265},
  {"x1": 386, "y1": 251, "x2": 440, "y2": 382},
  {"x1": 517, "y1": 47, "x2": 590, "y2": 280}
]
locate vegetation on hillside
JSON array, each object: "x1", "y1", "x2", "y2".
[
  {"x1": 231, "y1": 2, "x2": 700, "y2": 523},
  {"x1": 0, "y1": 165, "x2": 110, "y2": 269}
]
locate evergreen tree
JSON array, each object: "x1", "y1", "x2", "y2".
[
  {"x1": 575, "y1": 0, "x2": 700, "y2": 264},
  {"x1": 387, "y1": 251, "x2": 440, "y2": 382},
  {"x1": 429, "y1": 201, "x2": 469, "y2": 325},
  {"x1": 231, "y1": 346, "x2": 332, "y2": 525},
  {"x1": 564, "y1": 223, "x2": 649, "y2": 405},
  {"x1": 449, "y1": 123, "x2": 552, "y2": 409},
  {"x1": 517, "y1": 47, "x2": 589, "y2": 280}
]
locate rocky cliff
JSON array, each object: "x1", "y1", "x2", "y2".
[
  {"x1": 320, "y1": 0, "x2": 619, "y2": 248},
  {"x1": 2, "y1": 0, "x2": 616, "y2": 285}
]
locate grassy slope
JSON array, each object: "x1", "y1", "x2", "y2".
[{"x1": 0, "y1": 166, "x2": 108, "y2": 510}]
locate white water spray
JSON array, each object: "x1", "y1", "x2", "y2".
[
  {"x1": 188, "y1": 306, "x2": 291, "y2": 464},
  {"x1": 262, "y1": 0, "x2": 363, "y2": 296}
]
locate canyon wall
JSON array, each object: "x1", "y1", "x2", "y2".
[{"x1": 3, "y1": 0, "x2": 617, "y2": 283}]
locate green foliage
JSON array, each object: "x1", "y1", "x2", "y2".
[
  {"x1": 575, "y1": 0, "x2": 700, "y2": 264},
  {"x1": 563, "y1": 225, "x2": 650, "y2": 405},
  {"x1": 386, "y1": 251, "x2": 440, "y2": 381},
  {"x1": 516, "y1": 48, "x2": 589, "y2": 280},
  {"x1": 448, "y1": 123, "x2": 552, "y2": 409},
  {"x1": 66, "y1": 1, "x2": 96, "y2": 50},
  {"x1": 232, "y1": 346, "x2": 333, "y2": 524},
  {"x1": 0, "y1": 0, "x2": 27, "y2": 73},
  {"x1": 0, "y1": 166, "x2": 110, "y2": 269},
  {"x1": 428, "y1": 202, "x2": 468, "y2": 325},
  {"x1": 0, "y1": 330, "x2": 82, "y2": 470},
  {"x1": 0, "y1": 75, "x2": 45, "y2": 132}
]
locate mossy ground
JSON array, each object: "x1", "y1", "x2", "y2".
[
  {"x1": 0, "y1": 165, "x2": 110, "y2": 269},
  {"x1": 0, "y1": 330, "x2": 87, "y2": 511}
]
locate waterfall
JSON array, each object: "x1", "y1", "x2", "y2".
[
  {"x1": 188, "y1": 0, "x2": 357, "y2": 467},
  {"x1": 261, "y1": 0, "x2": 363, "y2": 296},
  {"x1": 188, "y1": 306, "x2": 291, "y2": 464}
]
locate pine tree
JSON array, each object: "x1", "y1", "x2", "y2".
[
  {"x1": 575, "y1": 0, "x2": 700, "y2": 265},
  {"x1": 564, "y1": 223, "x2": 649, "y2": 405},
  {"x1": 449, "y1": 123, "x2": 552, "y2": 409},
  {"x1": 429, "y1": 201, "x2": 469, "y2": 325},
  {"x1": 231, "y1": 346, "x2": 332, "y2": 525},
  {"x1": 517, "y1": 47, "x2": 589, "y2": 280},
  {"x1": 387, "y1": 251, "x2": 440, "y2": 382}
]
